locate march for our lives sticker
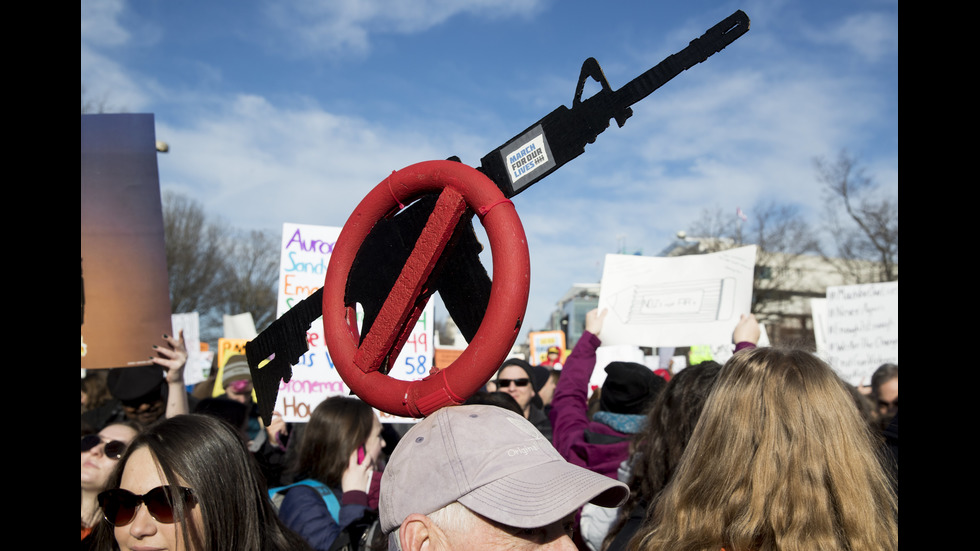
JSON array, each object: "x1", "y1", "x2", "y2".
[{"x1": 501, "y1": 125, "x2": 555, "y2": 192}]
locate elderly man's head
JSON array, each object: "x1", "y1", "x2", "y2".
[{"x1": 380, "y1": 404, "x2": 628, "y2": 550}]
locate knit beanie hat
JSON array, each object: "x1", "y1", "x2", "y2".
[
  {"x1": 221, "y1": 355, "x2": 252, "y2": 388},
  {"x1": 599, "y1": 362, "x2": 666, "y2": 414}
]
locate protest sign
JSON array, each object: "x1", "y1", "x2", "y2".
[
  {"x1": 171, "y1": 313, "x2": 206, "y2": 386},
  {"x1": 597, "y1": 247, "x2": 756, "y2": 348},
  {"x1": 81, "y1": 114, "x2": 172, "y2": 370},
  {"x1": 528, "y1": 330, "x2": 566, "y2": 366},
  {"x1": 224, "y1": 313, "x2": 257, "y2": 340},
  {"x1": 272, "y1": 223, "x2": 433, "y2": 423},
  {"x1": 810, "y1": 298, "x2": 827, "y2": 352},
  {"x1": 819, "y1": 281, "x2": 898, "y2": 385}
]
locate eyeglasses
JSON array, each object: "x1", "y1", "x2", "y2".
[
  {"x1": 98, "y1": 486, "x2": 196, "y2": 526},
  {"x1": 496, "y1": 378, "x2": 531, "y2": 388},
  {"x1": 81, "y1": 435, "x2": 127, "y2": 459}
]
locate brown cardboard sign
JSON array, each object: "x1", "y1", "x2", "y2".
[{"x1": 81, "y1": 114, "x2": 172, "y2": 370}]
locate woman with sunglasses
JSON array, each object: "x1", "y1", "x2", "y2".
[
  {"x1": 81, "y1": 422, "x2": 140, "y2": 540},
  {"x1": 87, "y1": 414, "x2": 312, "y2": 551},
  {"x1": 494, "y1": 358, "x2": 553, "y2": 441}
]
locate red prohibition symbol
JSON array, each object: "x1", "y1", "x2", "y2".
[{"x1": 322, "y1": 160, "x2": 530, "y2": 418}]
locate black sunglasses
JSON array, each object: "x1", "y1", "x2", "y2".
[
  {"x1": 496, "y1": 378, "x2": 531, "y2": 388},
  {"x1": 81, "y1": 434, "x2": 127, "y2": 459},
  {"x1": 98, "y1": 486, "x2": 196, "y2": 526}
]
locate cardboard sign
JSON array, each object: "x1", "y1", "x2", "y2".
[
  {"x1": 81, "y1": 114, "x2": 173, "y2": 370},
  {"x1": 528, "y1": 330, "x2": 567, "y2": 366}
]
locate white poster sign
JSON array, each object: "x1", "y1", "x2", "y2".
[
  {"x1": 273, "y1": 223, "x2": 433, "y2": 423},
  {"x1": 596, "y1": 247, "x2": 757, "y2": 348},
  {"x1": 171, "y1": 313, "x2": 206, "y2": 386},
  {"x1": 810, "y1": 298, "x2": 827, "y2": 353},
  {"x1": 821, "y1": 281, "x2": 898, "y2": 385}
]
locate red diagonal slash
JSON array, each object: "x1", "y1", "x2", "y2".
[
  {"x1": 323, "y1": 160, "x2": 530, "y2": 418},
  {"x1": 353, "y1": 186, "x2": 466, "y2": 374}
]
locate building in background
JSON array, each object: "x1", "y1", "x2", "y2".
[{"x1": 544, "y1": 283, "x2": 600, "y2": 351}]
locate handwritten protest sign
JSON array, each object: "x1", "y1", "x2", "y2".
[
  {"x1": 273, "y1": 223, "x2": 433, "y2": 423},
  {"x1": 597, "y1": 247, "x2": 756, "y2": 348},
  {"x1": 819, "y1": 281, "x2": 898, "y2": 385}
]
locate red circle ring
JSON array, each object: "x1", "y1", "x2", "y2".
[{"x1": 323, "y1": 160, "x2": 530, "y2": 418}]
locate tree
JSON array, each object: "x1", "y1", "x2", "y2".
[
  {"x1": 162, "y1": 191, "x2": 281, "y2": 342},
  {"x1": 688, "y1": 200, "x2": 821, "y2": 316},
  {"x1": 220, "y1": 229, "x2": 280, "y2": 333},
  {"x1": 162, "y1": 191, "x2": 230, "y2": 332},
  {"x1": 81, "y1": 82, "x2": 118, "y2": 114},
  {"x1": 814, "y1": 150, "x2": 898, "y2": 282}
]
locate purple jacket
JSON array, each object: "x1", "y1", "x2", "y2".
[{"x1": 549, "y1": 331, "x2": 630, "y2": 480}]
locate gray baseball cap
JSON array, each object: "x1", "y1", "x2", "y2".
[{"x1": 379, "y1": 404, "x2": 629, "y2": 535}]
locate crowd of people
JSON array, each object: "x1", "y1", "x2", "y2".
[{"x1": 81, "y1": 310, "x2": 898, "y2": 550}]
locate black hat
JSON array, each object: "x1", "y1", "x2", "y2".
[
  {"x1": 107, "y1": 365, "x2": 166, "y2": 404},
  {"x1": 600, "y1": 362, "x2": 666, "y2": 414}
]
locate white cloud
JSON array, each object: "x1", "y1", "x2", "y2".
[
  {"x1": 265, "y1": 0, "x2": 549, "y2": 56},
  {"x1": 80, "y1": 0, "x2": 154, "y2": 113},
  {"x1": 805, "y1": 11, "x2": 898, "y2": 63},
  {"x1": 156, "y1": 94, "x2": 469, "y2": 234},
  {"x1": 80, "y1": 0, "x2": 129, "y2": 47}
]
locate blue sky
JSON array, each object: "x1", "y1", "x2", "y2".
[{"x1": 81, "y1": 0, "x2": 898, "y2": 342}]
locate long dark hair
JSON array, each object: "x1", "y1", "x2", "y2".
[
  {"x1": 88, "y1": 414, "x2": 312, "y2": 551},
  {"x1": 292, "y1": 396, "x2": 374, "y2": 487},
  {"x1": 603, "y1": 361, "x2": 722, "y2": 549}
]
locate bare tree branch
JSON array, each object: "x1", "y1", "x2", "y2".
[
  {"x1": 687, "y1": 201, "x2": 821, "y2": 317},
  {"x1": 220, "y1": 229, "x2": 280, "y2": 332},
  {"x1": 162, "y1": 191, "x2": 281, "y2": 340},
  {"x1": 815, "y1": 150, "x2": 898, "y2": 282},
  {"x1": 162, "y1": 191, "x2": 230, "y2": 318}
]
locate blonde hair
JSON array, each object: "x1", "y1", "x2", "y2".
[{"x1": 631, "y1": 347, "x2": 897, "y2": 551}]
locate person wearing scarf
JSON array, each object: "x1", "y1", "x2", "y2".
[{"x1": 549, "y1": 308, "x2": 666, "y2": 480}]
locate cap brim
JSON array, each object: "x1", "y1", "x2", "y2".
[{"x1": 457, "y1": 458, "x2": 628, "y2": 529}]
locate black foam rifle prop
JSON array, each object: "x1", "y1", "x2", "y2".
[{"x1": 246, "y1": 10, "x2": 750, "y2": 424}]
